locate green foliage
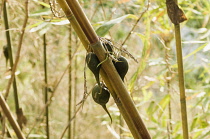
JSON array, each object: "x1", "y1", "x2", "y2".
[
  {"x1": 96, "y1": 14, "x2": 137, "y2": 36},
  {"x1": 0, "y1": 0, "x2": 209, "y2": 138}
]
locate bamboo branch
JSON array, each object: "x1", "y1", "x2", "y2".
[
  {"x1": 121, "y1": 0, "x2": 150, "y2": 47},
  {"x1": 58, "y1": 0, "x2": 151, "y2": 138},
  {"x1": 0, "y1": 94, "x2": 25, "y2": 139}
]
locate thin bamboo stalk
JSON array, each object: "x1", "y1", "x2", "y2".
[
  {"x1": 68, "y1": 25, "x2": 72, "y2": 139},
  {"x1": 164, "y1": 40, "x2": 173, "y2": 138},
  {"x1": 3, "y1": 0, "x2": 20, "y2": 114},
  {"x1": 43, "y1": 34, "x2": 50, "y2": 139},
  {"x1": 174, "y1": 24, "x2": 189, "y2": 139},
  {"x1": 166, "y1": 71, "x2": 172, "y2": 139},
  {"x1": 62, "y1": 0, "x2": 151, "y2": 138},
  {"x1": 73, "y1": 54, "x2": 78, "y2": 139},
  {"x1": 0, "y1": 94, "x2": 25, "y2": 139},
  {"x1": 166, "y1": 0, "x2": 189, "y2": 138},
  {"x1": 3, "y1": 0, "x2": 28, "y2": 130}
]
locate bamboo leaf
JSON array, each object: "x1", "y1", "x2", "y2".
[
  {"x1": 128, "y1": 13, "x2": 151, "y2": 92},
  {"x1": 146, "y1": 101, "x2": 158, "y2": 116},
  {"x1": 183, "y1": 43, "x2": 208, "y2": 59},
  {"x1": 29, "y1": 8, "x2": 51, "y2": 16},
  {"x1": 190, "y1": 117, "x2": 198, "y2": 131},
  {"x1": 96, "y1": 14, "x2": 137, "y2": 36},
  {"x1": 158, "y1": 94, "x2": 170, "y2": 114},
  {"x1": 39, "y1": 24, "x2": 51, "y2": 35},
  {"x1": 28, "y1": 21, "x2": 43, "y2": 28},
  {"x1": 29, "y1": 22, "x2": 50, "y2": 32},
  {"x1": 32, "y1": 0, "x2": 50, "y2": 8},
  {"x1": 50, "y1": 19, "x2": 70, "y2": 25},
  {"x1": 193, "y1": 130, "x2": 202, "y2": 139},
  {"x1": 172, "y1": 43, "x2": 208, "y2": 68}
]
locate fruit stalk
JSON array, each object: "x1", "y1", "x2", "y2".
[{"x1": 57, "y1": 0, "x2": 151, "y2": 138}]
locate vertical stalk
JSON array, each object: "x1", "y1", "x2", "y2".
[
  {"x1": 165, "y1": 41, "x2": 172, "y2": 139},
  {"x1": 42, "y1": 1, "x2": 50, "y2": 137},
  {"x1": 174, "y1": 24, "x2": 189, "y2": 139},
  {"x1": 119, "y1": 114, "x2": 123, "y2": 139},
  {"x1": 166, "y1": 0, "x2": 189, "y2": 137},
  {"x1": 68, "y1": 25, "x2": 72, "y2": 139},
  {"x1": 73, "y1": 54, "x2": 78, "y2": 139},
  {"x1": 3, "y1": 0, "x2": 20, "y2": 116},
  {"x1": 3, "y1": 0, "x2": 29, "y2": 130},
  {"x1": 43, "y1": 34, "x2": 49, "y2": 139},
  {"x1": 166, "y1": 72, "x2": 172, "y2": 139}
]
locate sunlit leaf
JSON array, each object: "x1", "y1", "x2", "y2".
[
  {"x1": 28, "y1": 134, "x2": 47, "y2": 138},
  {"x1": 96, "y1": 14, "x2": 137, "y2": 36},
  {"x1": 158, "y1": 94, "x2": 170, "y2": 117},
  {"x1": 29, "y1": 8, "x2": 51, "y2": 16},
  {"x1": 29, "y1": 22, "x2": 50, "y2": 32},
  {"x1": 28, "y1": 21, "x2": 43, "y2": 29},
  {"x1": 183, "y1": 43, "x2": 208, "y2": 59},
  {"x1": 39, "y1": 24, "x2": 51, "y2": 35},
  {"x1": 51, "y1": 20, "x2": 70, "y2": 25},
  {"x1": 147, "y1": 101, "x2": 158, "y2": 116},
  {"x1": 190, "y1": 117, "x2": 199, "y2": 131},
  {"x1": 192, "y1": 130, "x2": 202, "y2": 139},
  {"x1": 128, "y1": 13, "x2": 151, "y2": 92},
  {"x1": 33, "y1": 0, "x2": 50, "y2": 8}
]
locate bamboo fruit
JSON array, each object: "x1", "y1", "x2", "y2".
[{"x1": 57, "y1": 0, "x2": 151, "y2": 138}]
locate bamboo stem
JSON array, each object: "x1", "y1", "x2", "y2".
[
  {"x1": 61, "y1": 0, "x2": 151, "y2": 138},
  {"x1": 68, "y1": 25, "x2": 72, "y2": 139},
  {"x1": 3, "y1": 0, "x2": 20, "y2": 114},
  {"x1": 166, "y1": 0, "x2": 189, "y2": 137},
  {"x1": 3, "y1": 0, "x2": 29, "y2": 130},
  {"x1": 174, "y1": 24, "x2": 189, "y2": 139},
  {"x1": 164, "y1": 40, "x2": 173, "y2": 138},
  {"x1": 0, "y1": 94, "x2": 25, "y2": 139},
  {"x1": 43, "y1": 34, "x2": 50, "y2": 139},
  {"x1": 73, "y1": 54, "x2": 77, "y2": 139},
  {"x1": 57, "y1": 0, "x2": 141, "y2": 138},
  {"x1": 65, "y1": 0, "x2": 98, "y2": 44}
]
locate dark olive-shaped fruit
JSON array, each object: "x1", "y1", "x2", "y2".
[
  {"x1": 3, "y1": 45, "x2": 9, "y2": 67},
  {"x1": 103, "y1": 41, "x2": 113, "y2": 53},
  {"x1": 113, "y1": 56, "x2": 129, "y2": 81},
  {"x1": 92, "y1": 83, "x2": 112, "y2": 123},
  {"x1": 86, "y1": 52, "x2": 101, "y2": 85}
]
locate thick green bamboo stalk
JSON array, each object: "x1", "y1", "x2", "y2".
[
  {"x1": 64, "y1": 0, "x2": 151, "y2": 138},
  {"x1": 56, "y1": 0, "x2": 148, "y2": 138},
  {"x1": 174, "y1": 24, "x2": 189, "y2": 139}
]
